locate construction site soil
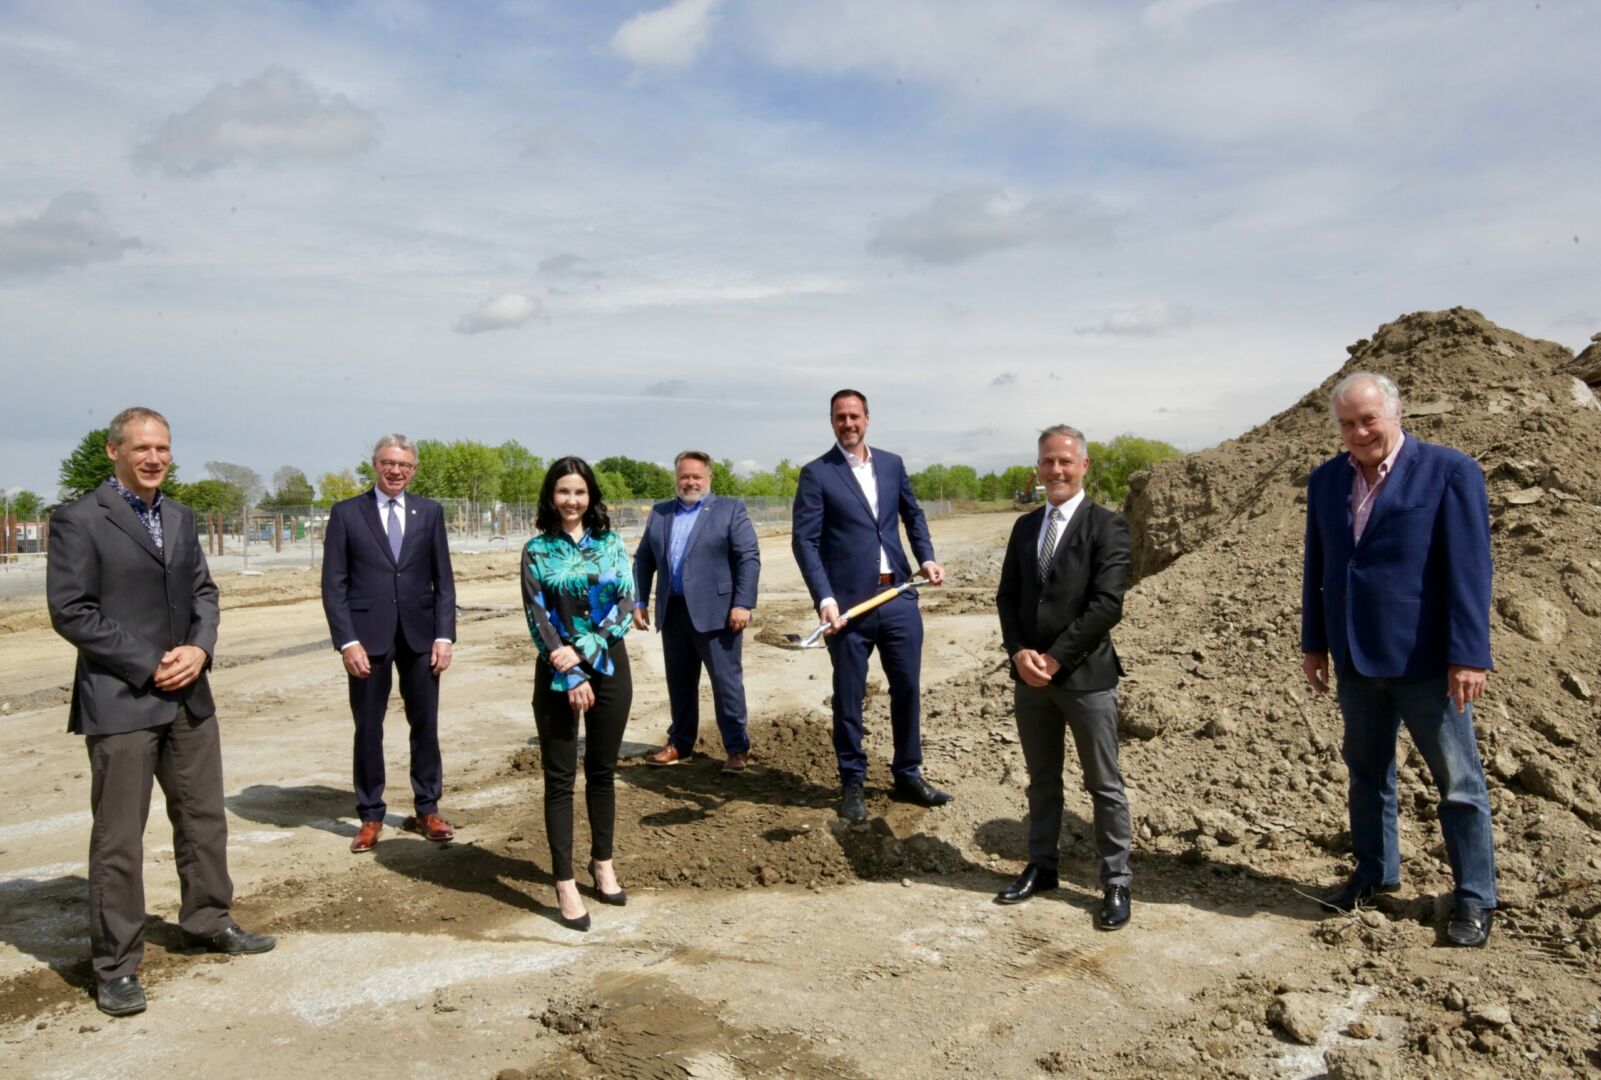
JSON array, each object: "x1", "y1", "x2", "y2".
[{"x1": 1, "y1": 308, "x2": 1597, "y2": 1078}]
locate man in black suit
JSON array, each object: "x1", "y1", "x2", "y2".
[
  {"x1": 994, "y1": 425, "x2": 1133, "y2": 930},
  {"x1": 322, "y1": 434, "x2": 458, "y2": 852},
  {"x1": 48, "y1": 407, "x2": 274, "y2": 1018}
]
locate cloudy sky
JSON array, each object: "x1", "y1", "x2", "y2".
[{"x1": 2, "y1": 0, "x2": 1596, "y2": 500}]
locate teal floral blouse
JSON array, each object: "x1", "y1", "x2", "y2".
[{"x1": 522, "y1": 529, "x2": 635, "y2": 691}]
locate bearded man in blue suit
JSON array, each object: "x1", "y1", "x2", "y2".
[
  {"x1": 1302, "y1": 371, "x2": 1497, "y2": 947},
  {"x1": 635, "y1": 450, "x2": 761, "y2": 772},
  {"x1": 792, "y1": 389, "x2": 951, "y2": 823}
]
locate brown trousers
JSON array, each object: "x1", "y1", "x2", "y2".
[{"x1": 85, "y1": 706, "x2": 233, "y2": 982}]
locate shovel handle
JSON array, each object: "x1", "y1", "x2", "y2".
[{"x1": 801, "y1": 577, "x2": 924, "y2": 647}]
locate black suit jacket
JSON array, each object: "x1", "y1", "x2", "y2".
[
  {"x1": 995, "y1": 498, "x2": 1130, "y2": 691},
  {"x1": 322, "y1": 490, "x2": 456, "y2": 655},
  {"x1": 47, "y1": 485, "x2": 220, "y2": 735}
]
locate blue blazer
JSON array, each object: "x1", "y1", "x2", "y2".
[
  {"x1": 792, "y1": 445, "x2": 935, "y2": 611},
  {"x1": 322, "y1": 490, "x2": 457, "y2": 655},
  {"x1": 1301, "y1": 435, "x2": 1493, "y2": 679},
  {"x1": 633, "y1": 494, "x2": 760, "y2": 634}
]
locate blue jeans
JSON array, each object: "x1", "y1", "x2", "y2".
[{"x1": 1336, "y1": 671, "x2": 1497, "y2": 908}]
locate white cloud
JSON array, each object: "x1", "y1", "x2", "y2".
[
  {"x1": 0, "y1": 192, "x2": 140, "y2": 280},
  {"x1": 1141, "y1": 0, "x2": 1238, "y2": 34},
  {"x1": 539, "y1": 253, "x2": 601, "y2": 279},
  {"x1": 131, "y1": 67, "x2": 379, "y2": 177},
  {"x1": 610, "y1": 0, "x2": 724, "y2": 72},
  {"x1": 644, "y1": 378, "x2": 690, "y2": 397},
  {"x1": 451, "y1": 293, "x2": 542, "y2": 335},
  {"x1": 868, "y1": 187, "x2": 1116, "y2": 266},
  {"x1": 1075, "y1": 302, "x2": 1192, "y2": 336}
]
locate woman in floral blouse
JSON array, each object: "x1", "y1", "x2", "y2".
[{"x1": 521, "y1": 456, "x2": 635, "y2": 930}]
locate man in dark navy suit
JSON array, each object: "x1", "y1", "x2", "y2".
[
  {"x1": 323, "y1": 434, "x2": 457, "y2": 852},
  {"x1": 1302, "y1": 372, "x2": 1497, "y2": 946},
  {"x1": 792, "y1": 389, "x2": 950, "y2": 823},
  {"x1": 635, "y1": 450, "x2": 761, "y2": 772}
]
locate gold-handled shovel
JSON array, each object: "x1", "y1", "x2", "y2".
[{"x1": 781, "y1": 573, "x2": 928, "y2": 649}]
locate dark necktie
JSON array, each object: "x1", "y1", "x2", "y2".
[
  {"x1": 387, "y1": 498, "x2": 403, "y2": 560},
  {"x1": 1038, "y1": 508, "x2": 1062, "y2": 582}
]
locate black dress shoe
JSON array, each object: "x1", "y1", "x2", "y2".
[
  {"x1": 587, "y1": 859, "x2": 627, "y2": 906},
  {"x1": 1316, "y1": 876, "x2": 1400, "y2": 913},
  {"x1": 558, "y1": 910, "x2": 591, "y2": 932},
  {"x1": 995, "y1": 864, "x2": 1059, "y2": 904},
  {"x1": 182, "y1": 923, "x2": 277, "y2": 955},
  {"x1": 1096, "y1": 884, "x2": 1131, "y2": 931},
  {"x1": 891, "y1": 775, "x2": 953, "y2": 807},
  {"x1": 1445, "y1": 901, "x2": 1493, "y2": 947},
  {"x1": 839, "y1": 783, "x2": 868, "y2": 824},
  {"x1": 95, "y1": 974, "x2": 146, "y2": 1017}
]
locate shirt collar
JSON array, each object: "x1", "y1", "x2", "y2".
[
  {"x1": 1348, "y1": 430, "x2": 1407, "y2": 480},
  {"x1": 375, "y1": 488, "x2": 407, "y2": 508},
  {"x1": 109, "y1": 475, "x2": 162, "y2": 512},
  {"x1": 676, "y1": 496, "x2": 707, "y2": 513},
  {"x1": 1046, "y1": 489, "x2": 1085, "y2": 519},
  {"x1": 836, "y1": 441, "x2": 871, "y2": 467}
]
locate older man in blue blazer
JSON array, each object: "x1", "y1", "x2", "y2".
[
  {"x1": 1302, "y1": 371, "x2": 1497, "y2": 947},
  {"x1": 793, "y1": 389, "x2": 950, "y2": 823},
  {"x1": 323, "y1": 434, "x2": 458, "y2": 853},
  {"x1": 635, "y1": 450, "x2": 761, "y2": 772}
]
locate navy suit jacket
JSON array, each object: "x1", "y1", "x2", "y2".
[
  {"x1": 791, "y1": 445, "x2": 935, "y2": 611},
  {"x1": 633, "y1": 494, "x2": 761, "y2": 634},
  {"x1": 322, "y1": 490, "x2": 457, "y2": 655},
  {"x1": 1301, "y1": 435, "x2": 1493, "y2": 679}
]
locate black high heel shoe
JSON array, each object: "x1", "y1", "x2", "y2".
[
  {"x1": 555, "y1": 881, "x2": 590, "y2": 931},
  {"x1": 588, "y1": 859, "x2": 628, "y2": 906}
]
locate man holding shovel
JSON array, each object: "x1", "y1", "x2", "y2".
[{"x1": 792, "y1": 389, "x2": 951, "y2": 823}]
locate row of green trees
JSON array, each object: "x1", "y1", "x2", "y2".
[{"x1": 36, "y1": 430, "x2": 1183, "y2": 520}]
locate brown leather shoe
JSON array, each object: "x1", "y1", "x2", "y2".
[
  {"x1": 350, "y1": 820, "x2": 382, "y2": 853},
  {"x1": 646, "y1": 744, "x2": 689, "y2": 766},
  {"x1": 722, "y1": 751, "x2": 750, "y2": 774},
  {"x1": 407, "y1": 813, "x2": 455, "y2": 842}
]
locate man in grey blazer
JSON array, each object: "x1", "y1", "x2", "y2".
[
  {"x1": 634, "y1": 451, "x2": 761, "y2": 772},
  {"x1": 47, "y1": 407, "x2": 273, "y2": 1019}
]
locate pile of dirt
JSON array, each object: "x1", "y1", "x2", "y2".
[{"x1": 1097, "y1": 307, "x2": 1601, "y2": 1075}]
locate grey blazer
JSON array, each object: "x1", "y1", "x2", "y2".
[{"x1": 47, "y1": 484, "x2": 220, "y2": 735}]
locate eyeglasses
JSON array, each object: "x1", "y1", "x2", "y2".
[{"x1": 377, "y1": 460, "x2": 417, "y2": 473}]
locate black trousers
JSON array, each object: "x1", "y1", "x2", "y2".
[
  {"x1": 85, "y1": 706, "x2": 233, "y2": 982},
  {"x1": 533, "y1": 644, "x2": 631, "y2": 880},
  {"x1": 349, "y1": 634, "x2": 442, "y2": 822}
]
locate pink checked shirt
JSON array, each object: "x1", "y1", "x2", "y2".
[{"x1": 1350, "y1": 432, "x2": 1406, "y2": 542}]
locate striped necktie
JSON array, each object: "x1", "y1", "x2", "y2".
[{"x1": 1038, "y1": 507, "x2": 1062, "y2": 582}]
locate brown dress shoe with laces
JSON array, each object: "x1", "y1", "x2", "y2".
[
  {"x1": 646, "y1": 744, "x2": 689, "y2": 766},
  {"x1": 350, "y1": 820, "x2": 383, "y2": 853},
  {"x1": 722, "y1": 751, "x2": 750, "y2": 774},
  {"x1": 407, "y1": 813, "x2": 455, "y2": 842}
]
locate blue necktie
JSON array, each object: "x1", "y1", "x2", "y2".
[{"x1": 387, "y1": 498, "x2": 403, "y2": 560}]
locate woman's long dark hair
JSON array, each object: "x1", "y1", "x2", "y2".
[{"x1": 535, "y1": 456, "x2": 611, "y2": 536}]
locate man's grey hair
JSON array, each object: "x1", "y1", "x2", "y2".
[
  {"x1": 372, "y1": 433, "x2": 417, "y2": 461},
  {"x1": 1037, "y1": 424, "x2": 1088, "y2": 459},
  {"x1": 674, "y1": 449, "x2": 712, "y2": 470},
  {"x1": 1329, "y1": 372, "x2": 1402, "y2": 423},
  {"x1": 108, "y1": 407, "x2": 170, "y2": 446}
]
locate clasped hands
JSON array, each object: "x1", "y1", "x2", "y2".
[
  {"x1": 153, "y1": 645, "x2": 208, "y2": 691},
  {"x1": 1011, "y1": 648, "x2": 1061, "y2": 688},
  {"x1": 548, "y1": 645, "x2": 595, "y2": 713}
]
